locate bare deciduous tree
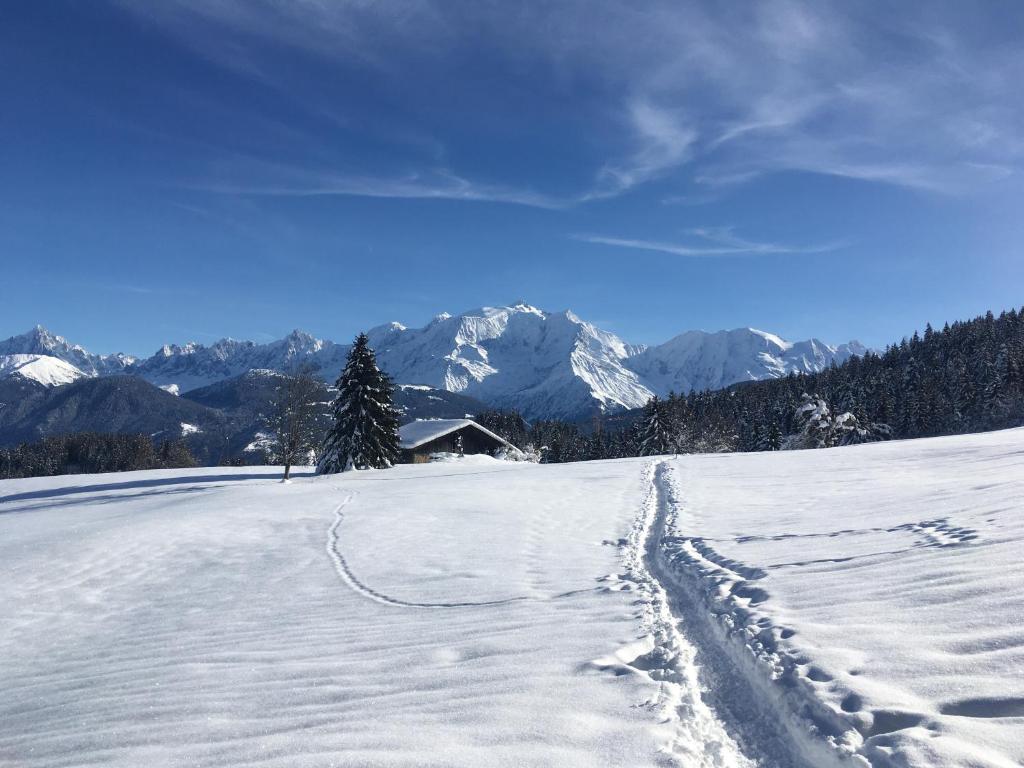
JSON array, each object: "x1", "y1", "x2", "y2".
[{"x1": 268, "y1": 368, "x2": 324, "y2": 481}]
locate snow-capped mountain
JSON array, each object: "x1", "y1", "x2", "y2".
[
  {"x1": 0, "y1": 326, "x2": 134, "y2": 387},
  {"x1": 0, "y1": 325, "x2": 135, "y2": 376},
  {"x1": 366, "y1": 303, "x2": 652, "y2": 419},
  {"x1": 366, "y1": 305, "x2": 864, "y2": 418},
  {"x1": 625, "y1": 327, "x2": 867, "y2": 396},
  {"x1": 130, "y1": 330, "x2": 350, "y2": 394},
  {"x1": 4, "y1": 306, "x2": 866, "y2": 419},
  {"x1": 0, "y1": 354, "x2": 87, "y2": 387}
]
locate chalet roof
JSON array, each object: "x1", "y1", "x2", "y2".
[{"x1": 398, "y1": 418, "x2": 512, "y2": 450}]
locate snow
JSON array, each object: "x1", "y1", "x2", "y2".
[
  {"x1": 399, "y1": 452, "x2": 503, "y2": 466},
  {"x1": 747, "y1": 327, "x2": 792, "y2": 350},
  {"x1": 625, "y1": 327, "x2": 862, "y2": 395},
  {"x1": 2, "y1": 428, "x2": 1021, "y2": 767},
  {"x1": 0, "y1": 327, "x2": 133, "y2": 377},
  {"x1": 650, "y1": 428, "x2": 1024, "y2": 767},
  {"x1": 0, "y1": 460, "x2": 665, "y2": 767},
  {"x1": 368, "y1": 304, "x2": 655, "y2": 419},
  {"x1": 132, "y1": 333, "x2": 348, "y2": 394},
  {"x1": 243, "y1": 430, "x2": 275, "y2": 454},
  {"x1": 0, "y1": 353, "x2": 86, "y2": 386},
  {"x1": 398, "y1": 418, "x2": 511, "y2": 450},
  {"x1": 180, "y1": 422, "x2": 201, "y2": 436}
]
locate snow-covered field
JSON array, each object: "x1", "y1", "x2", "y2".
[
  {"x1": 653, "y1": 429, "x2": 1024, "y2": 768},
  {"x1": 2, "y1": 429, "x2": 1023, "y2": 767}
]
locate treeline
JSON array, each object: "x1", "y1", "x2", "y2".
[
  {"x1": 475, "y1": 410, "x2": 644, "y2": 462},
  {"x1": 0, "y1": 433, "x2": 196, "y2": 479},
  {"x1": 479, "y1": 307, "x2": 1024, "y2": 461},
  {"x1": 680, "y1": 306, "x2": 1024, "y2": 452}
]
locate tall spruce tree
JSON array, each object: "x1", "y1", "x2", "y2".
[
  {"x1": 317, "y1": 333, "x2": 400, "y2": 473},
  {"x1": 639, "y1": 396, "x2": 673, "y2": 455}
]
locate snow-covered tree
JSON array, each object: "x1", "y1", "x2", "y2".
[
  {"x1": 786, "y1": 393, "x2": 891, "y2": 449},
  {"x1": 639, "y1": 396, "x2": 673, "y2": 455},
  {"x1": 786, "y1": 394, "x2": 835, "y2": 449},
  {"x1": 832, "y1": 411, "x2": 893, "y2": 446},
  {"x1": 317, "y1": 333, "x2": 400, "y2": 473}
]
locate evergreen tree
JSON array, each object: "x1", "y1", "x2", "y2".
[
  {"x1": 639, "y1": 396, "x2": 673, "y2": 455},
  {"x1": 760, "y1": 421, "x2": 782, "y2": 451},
  {"x1": 787, "y1": 394, "x2": 835, "y2": 449},
  {"x1": 0, "y1": 432, "x2": 197, "y2": 479},
  {"x1": 983, "y1": 345, "x2": 1010, "y2": 426},
  {"x1": 475, "y1": 409, "x2": 529, "y2": 448},
  {"x1": 317, "y1": 333, "x2": 400, "y2": 473},
  {"x1": 587, "y1": 428, "x2": 607, "y2": 460}
]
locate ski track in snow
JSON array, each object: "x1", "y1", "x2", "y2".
[
  {"x1": 326, "y1": 489, "x2": 587, "y2": 609},
  {"x1": 613, "y1": 460, "x2": 862, "y2": 768},
  {"x1": 325, "y1": 458, "x2": 861, "y2": 763},
  {"x1": 596, "y1": 459, "x2": 756, "y2": 768}
]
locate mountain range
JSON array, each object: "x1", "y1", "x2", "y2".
[{"x1": 0, "y1": 303, "x2": 865, "y2": 420}]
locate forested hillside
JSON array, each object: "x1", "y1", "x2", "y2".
[
  {"x1": 686, "y1": 306, "x2": 1024, "y2": 451},
  {"x1": 479, "y1": 308, "x2": 1024, "y2": 462}
]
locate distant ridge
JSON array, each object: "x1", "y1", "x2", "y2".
[{"x1": 1, "y1": 304, "x2": 864, "y2": 420}]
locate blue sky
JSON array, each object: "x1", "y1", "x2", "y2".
[{"x1": 2, "y1": 1, "x2": 1023, "y2": 355}]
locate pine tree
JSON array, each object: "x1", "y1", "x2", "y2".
[
  {"x1": 587, "y1": 428, "x2": 606, "y2": 461},
  {"x1": 983, "y1": 345, "x2": 1010, "y2": 426},
  {"x1": 639, "y1": 396, "x2": 673, "y2": 456},
  {"x1": 761, "y1": 421, "x2": 782, "y2": 451},
  {"x1": 317, "y1": 333, "x2": 400, "y2": 473}
]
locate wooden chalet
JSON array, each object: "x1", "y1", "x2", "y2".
[{"x1": 398, "y1": 419, "x2": 513, "y2": 464}]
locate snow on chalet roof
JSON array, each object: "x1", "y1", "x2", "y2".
[{"x1": 398, "y1": 419, "x2": 512, "y2": 450}]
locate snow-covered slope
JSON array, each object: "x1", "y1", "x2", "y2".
[
  {"x1": 0, "y1": 326, "x2": 133, "y2": 377},
  {"x1": 7, "y1": 309, "x2": 864, "y2": 418},
  {"x1": 625, "y1": 327, "x2": 866, "y2": 395},
  {"x1": 2, "y1": 429, "x2": 1022, "y2": 767},
  {"x1": 0, "y1": 353, "x2": 87, "y2": 386}
]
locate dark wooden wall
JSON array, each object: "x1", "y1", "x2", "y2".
[{"x1": 401, "y1": 425, "x2": 505, "y2": 463}]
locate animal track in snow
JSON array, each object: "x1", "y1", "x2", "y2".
[{"x1": 888, "y1": 518, "x2": 979, "y2": 549}]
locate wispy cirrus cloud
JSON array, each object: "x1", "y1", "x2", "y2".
[
  {"x1": 187, "y1": 163, "x2": 571, "y2": 209},
  {"x1": 89, "y1": 281, "x2": 200, "y2": 298},
  {"x1": 114, "y1": 0, "x2": 1024, "y2": 203},
  {"x1": 573, "y1": 227, "x2": 846, "y2": 258},
  {"x1": 585, "y1": 100, "x2": 697, "y2": 200}
]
